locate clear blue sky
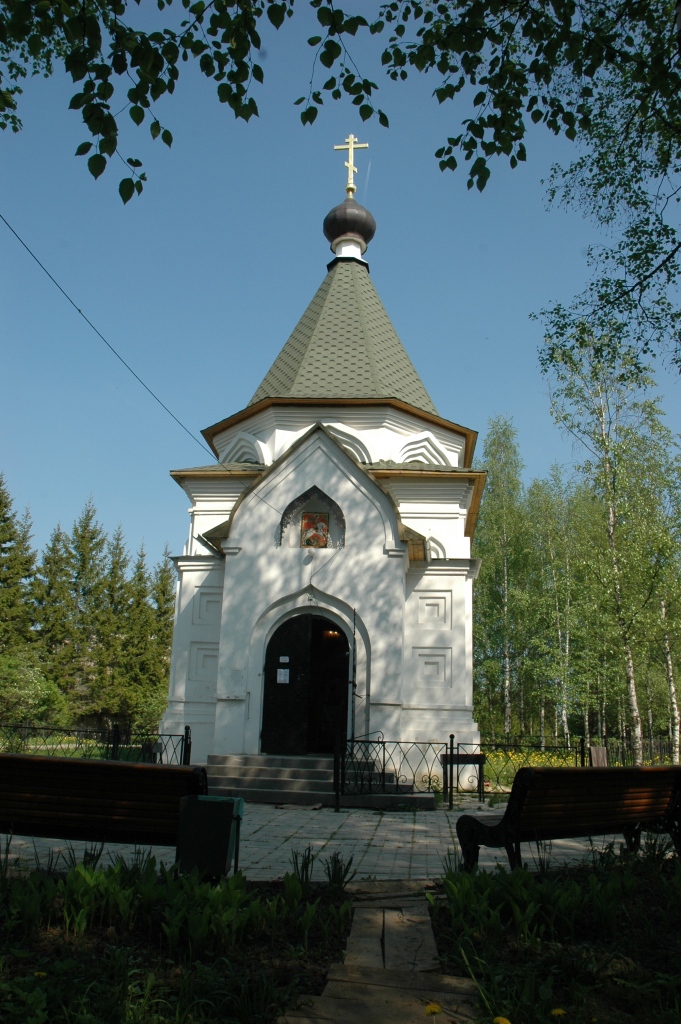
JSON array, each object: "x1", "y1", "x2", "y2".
[{"x1": 3, "y1": 10, "x2": 680, "y2": 567}]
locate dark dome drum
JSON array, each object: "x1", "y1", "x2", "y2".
[{"x1": 323, "y1": 196, "x2": 376, "y2": 248}]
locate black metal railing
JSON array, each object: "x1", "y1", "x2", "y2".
[
  {"x1": 334, "y1": 734, "x2": 449, "y2": 810},
  {"x1": 596, "y1": 735, "x2": 676, "y2": 767},
  {"x1": 457, "y1": 741, "x2": 579, "y2": 797},
  {"x1": 332, "y1": 731, "x2": 679, "y2": 811},
  {"x1": 0, "y1": 723, "x2": 192, "y2": 765}
]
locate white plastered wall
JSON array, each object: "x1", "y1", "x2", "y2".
[
  {"x1": 210, "y1": 430, "x2": 408, "y2": 761},
  {"x1": 163, "y1": 424, "x2": 481, "y2": 762},
  {"x1": 211, "y1": 405, "x2": 467, "y2": 468}
]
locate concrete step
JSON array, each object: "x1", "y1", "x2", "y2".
[
  {"x1": 207, "y1": 754, "x2": 334, "y2": 771},
  {"x1": 205, "y1": 752, "x2": 429, "y2": 809},
  {"x1": 208, "y1": 785, "x2": 332, "y2": 806},
  {"x1": 207, "y1": 773, "x2": 334, "y2": 793},
  {"x1": 207, "y1": 764, "x2": 334, "y2": 782},
  {"x1": 208, "y1": 785, "x2": 436, "y2": 809}
]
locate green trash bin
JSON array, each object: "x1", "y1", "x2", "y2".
[{"x1": 177, "y1": 795, "x2": 240, "y2": 878}]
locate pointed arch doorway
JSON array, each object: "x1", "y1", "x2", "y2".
[{"x1": 261, "y1": 614, "x2": 350, "y2": 756}]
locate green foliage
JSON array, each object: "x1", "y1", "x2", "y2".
[
  {"x1": 0, "y1": 647, "x2": 66, "y2": 724},
  {"x1": 321, "y1": 851, "x2": 356, "y2": 893},
  {"x1": 473, "y1": 418, "x2": 532, "y2": 738},
  {"x1": 0, "y1": 473, "x2": 35, "y2": 652},
  {"x1": 3, "y1": 1, "x2": 679, "y2": 201},
  {"x1": 290, "y1": 844, "x2": 315, "y2": 892},
  {"x1": 0, "y1": 851, "x2": 352, "y2": 1024},
  {"x1": 2, "y1": 479, "x2": 176, "y2": 731},
  {"x1": 474, "y1": 381, "x2": 681, "y2": 748},
  {"x1": 541, "y1": 18, "x2": 681, "y2": 369},
  {"x1": 435, "y1": 850, "x2": 681, "y2": 1023},
  {"x1": 538, "y1": 338, "x2": 681, "y2": 759}
]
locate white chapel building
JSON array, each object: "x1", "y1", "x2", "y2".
[{"x1": 162, "y1": 146, "x2": 484, "y2": 765}]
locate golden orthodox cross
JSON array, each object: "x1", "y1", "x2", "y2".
[{"x1": 334, "y1": 134, "x2": 369, "y2": 196}]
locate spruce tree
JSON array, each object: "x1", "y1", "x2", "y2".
[
  {"x1": 151, "y1": 546, "x2": 176, "y2": 702},
  {"x1": 33, "y1": 525, "x2": 75, "y2": 696},
  {"x1": 69, "y1": 500, "x2": 107, "y2": 719},
  {"x1": 97, "y1": 525, "x2": 131, "y2": 720},
  {"x1": 0, "y1": 473, "x2": 36, "y2": 652},
  {"x1": 119, "y1": 547, "x2": 160, "y2": 729}
]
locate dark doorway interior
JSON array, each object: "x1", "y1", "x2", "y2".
[{"x1": 261, "y1": 615, "x2": 350, "y2": 756}]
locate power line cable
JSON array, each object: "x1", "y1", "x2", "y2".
[
  {"x1": 0, "y1": 210, "x2": 214, "y2": 459},
  {"x1": 1, "y1": 209, "x2": 286, "y2": 522}
]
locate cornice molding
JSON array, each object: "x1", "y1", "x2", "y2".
[{"x1": 202, "y1": 397, "x2": 478, "y2": 467}]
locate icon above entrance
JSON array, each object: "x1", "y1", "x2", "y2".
[{"x1": 260, "y1": 614, "x2": 350, "y2": 756}]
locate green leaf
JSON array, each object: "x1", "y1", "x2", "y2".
[
  {"x1": 87, "y1": 154, "x2": 107, "y2": 179},
  {"x1": 293, "y1": 96, "x2": 305, "y2": 105},
  {"x1": 130, "y1": 106, "x2": 145, "y2": 125},
  {"x1": 119, "y1": 178, "x2": 135, "y2": 204},
  {"x1": 301, "y1": 106, "x2": 318, "y2": 126},
  {"x1": 378, "y1": 109, "x2": 389, "y2": 128},
  {"x1": 359, "y1": 104, "x2": 372, "y2": 122},
  {"x1": 319, "y1": 39, "x2": 342, "y2": 68},
  {"x1": 307, "y1": 36, "x2": 322, "y2": 46},
  {"x1": 267, "y1": 3, "x2": 286, "y2": 29},
  {"x1": 161, "y1": 129, "x2": 173, "y2": 147},
  {"x1": 150, "y1": 120, "x2": 161, "y2": 140},
  {"x1": 75, "y1": 142, "x2": 92, "y2": 157},
  {"x1": 252, "y1": 64, "x2": 264, "y2": 84}
]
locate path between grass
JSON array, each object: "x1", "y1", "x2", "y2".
[{"x1": 278, "y1": 880, "x2": 477, "y2": 1024}]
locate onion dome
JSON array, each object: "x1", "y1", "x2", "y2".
[{"x1": 323, "y1": 196, "x2": 376, "y2": 257}]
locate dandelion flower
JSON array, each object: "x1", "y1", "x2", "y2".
[
  {"x1": 34, "y1": 972, "x2": 47, "y2": 978},
  {"x1": 425, "y1": 1003, "x2": 443, "y2": 1016},
  {"x1": 550, "y1": 1012, "x2": 567, "y2": 1018},
  {"x1": 493, "y1": 1017, "x2": 512, "y2": 1024}
]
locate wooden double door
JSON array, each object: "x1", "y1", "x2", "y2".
[{"x1": 261, "y1": 614, "x2": 350, "y2": 756}]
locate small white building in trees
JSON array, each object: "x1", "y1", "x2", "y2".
[{"x1": 162, "y1": 140, "x2": 484, "y2": 764}]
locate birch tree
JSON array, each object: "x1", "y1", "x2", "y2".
[
  {"x1": 473, "y1": 417, "x2": 529, "y2": 739},
  {"x1": 541, "y1": 335, "x2": 679, "y2": 763}
]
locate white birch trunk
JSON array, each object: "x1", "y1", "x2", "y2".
[{"x1": 661, "y1": 600, "x2": 680, "y2": 765}]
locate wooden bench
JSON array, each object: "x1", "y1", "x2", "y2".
[
  {"x1": 0, "y1": 753, "x2": 242, "y2": 875},
  {"x1": 456, "y1": 765, "x2": 681, "y2": 871}
]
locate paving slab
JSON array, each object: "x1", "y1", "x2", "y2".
[
  {"x1": 279, "y1": 888, "x2": 477, "y2": 1024},
  {"x1": 383, "y1": 909, "x2": 440, "y2": 972},
  {"x1": 326, "y1": 964, "x2": 476, "y2": 995},
  {"x1": 343, "y1": 909, "x2": 383, "y2": 969},
  {"x1": 2, "y1": 800, "x2": 622, "y2": 879}
]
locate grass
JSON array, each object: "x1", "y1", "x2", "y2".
[
  {"x1": 429, "y1": 837, "x2": 681, "y2": 1024},
  {"x1": 0, "y1": 845, "x2": 353, "y2": 1023}
]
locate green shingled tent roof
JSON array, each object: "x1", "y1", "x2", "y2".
[{"x1": 249, "y1": 257, "x2": 438, "y2": 416}]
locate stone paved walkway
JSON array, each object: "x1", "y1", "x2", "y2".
[
  {"x1": 2, "y1": 798, "x2": 619, "y2": 877},
  {"x1": 278, "y1": 881, "x2": 478, "y2": 1024}
]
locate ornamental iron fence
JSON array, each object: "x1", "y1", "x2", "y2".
[
  {"x1": 333, "y1": 734, "x2": 448, "y2": 809},
  {"x1": 0, "y1": 723, "x2": 191, "y2": 765},
  {"x1": 597, "y1": 735, "x2": 675, "y2": 767},
  {"x1": 332, "y1": 732, "x2": 677, "y2": 810}
]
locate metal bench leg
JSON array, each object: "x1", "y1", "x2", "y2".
[
  {"x1": 623, "y1": 826, "x2": 641, "y2": 854},
  {"x1": 505, "y1": 841, "x2": 522, "y2": 870},
  {"x1": 461, "y1": 841, "x2": 479, "y2": 872},
  {"x1": 233, "y1": 815, "x2": 241, "y2": 874}
]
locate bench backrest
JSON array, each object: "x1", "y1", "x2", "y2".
[
  {"x1": 589, "y1": 746, "x2": 609, "y2": 767},
  {"x1": 508, "y1": 766, "x2": 681, "y2": 841},
  {"x1": 0, "y1": 753, "x2": 207, "y2": 845}
]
